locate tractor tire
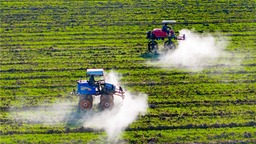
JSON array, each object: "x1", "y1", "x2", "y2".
[
  {"x1": 78, "y1": 95, "x2": 93, "y2": 111},
  {"x1": 164, "y1": 41, "x2": 176, "y2": 50},
  {"x1": 148, "y1": 41, "x2": 158, "y2": 52},
  {"x1": 100, "y1": 94, "x2": 114, "y2": 111}
]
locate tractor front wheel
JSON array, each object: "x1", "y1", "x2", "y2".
[
  {"x1": 148, "y1": 41, "x2": 158, "y2": 52},
  {"x1": 78, "y1": 95, "x2": 93, "y2": 111},
  {"x1": 100, "y1": 94, "x2": 114, "y2": 111},
  {"x1": 164, "y1": 41, "x2": 176, "y2": 50}
]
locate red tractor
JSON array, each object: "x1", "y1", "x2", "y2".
[{"x1": 146, "y1": 20, "x2": 185, "y2": 52}]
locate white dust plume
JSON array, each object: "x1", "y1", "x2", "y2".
[
  {"x1": 155, "y1": 29, "x2": 229, "y2": 70},
  {"x1": 9, "y1": 100, "x2": 76, "y2": 125},
  {"x1": 83, "y1": 71, "x2": 148, "y2": 141}
]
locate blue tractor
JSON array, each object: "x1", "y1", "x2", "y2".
[{"x1": 76, "y1": 69, "x2": 124, "y2": 111}]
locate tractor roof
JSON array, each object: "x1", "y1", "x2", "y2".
[
  {"x1": 162, "y1": 20, "x2": 176, "y2": 24},
  {"x1": 86, "y1": 69, "x2": 104, "y2": 76}
]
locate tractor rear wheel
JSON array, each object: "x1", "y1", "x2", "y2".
[
  {"x1": 148, "y1": 41, "x2": 158, "y2": 52},
  {"x1": 78, "y1": 95, "x2": 93, "y2": 111},
  {"x1": 100, "y1": 94, "x2": 114, "y2": 111},
  {"x1": 164, "y1": 41, "x2": 176, "y2": 50}
]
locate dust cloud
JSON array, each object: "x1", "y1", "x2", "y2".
[
  {"x1": 9, "y1": 101, "x2": 76, "y2": 125},
  {"x1": 154, "y1": 29, "x2": 231, "y2": 70}
]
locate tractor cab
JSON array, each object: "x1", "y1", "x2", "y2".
[
  {"x1": 77, "y1": 69, "x2": 104, "y2": 95},
  {"x1": 77, "y1": 69, "x2": 119, "y2": 96},
  {"x1": 86, "y1": 68, "x2": 105, "y2": 86}
]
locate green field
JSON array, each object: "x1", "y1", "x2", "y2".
[{"x1": 0, "y1": 0, "x2": 256, "y2": 143}]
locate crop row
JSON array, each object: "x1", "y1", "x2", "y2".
[
  {"x1": 3, "y1": 31, "x2": 255, "y2": 45},
  {"x1": 123, "y1": 126, "x2": 256, "y2": 143},
  {"x1": 1, "y1": 33, "x2": 255, "y2": 48},
  {"x1": 1, "y1": 126, "x2": 255, "y2": 143},
  {"x1": 1, "y1": 9, "x2": 254, "y2": 23},
  {"x1": 1, "y1": 49, "x2": 253, "y2": 59},
  {"x1": 0, "y1": 71, "x2": 255, "y2": 88},
  {"x1": 1, "y1": 24, "x2": 255, "y2": 37},
  {"x1": 0, "y1": 132, "x2": 101, "y2": 143},
  {"x1": 1, "y1": 30, "x2": 255, "y2": 39},
  {"x1": 1, "y1": 71, "x2": 255, "y2": 87},
  {"x1": 1, "y1": 70, "x2": 255, "y2": 84},
  {"x1": 0, "y1": 59, "x2": 255, "y2": 73},
  {"x1": 0, "y1": 67, "x2": 255, "y2": 79}
]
